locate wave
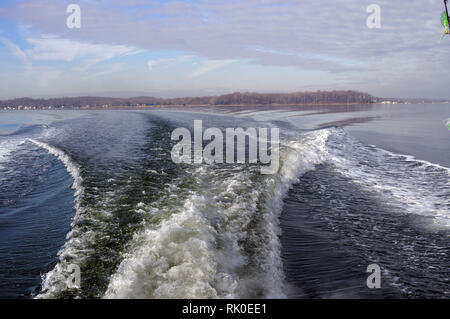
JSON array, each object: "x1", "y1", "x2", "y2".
[
  {"x1": 0, "y1": 140, "x2": 18, "y2": 170},
  {"x1": 29, "y1": 139, "x2": 84, "y2": 199},
  {"x1": 103, "y1": 129, "x2": 331, "y2": 299},
  {"x1": 0, "y1": 124, "x2": 58, "y2": 169},
  {"x1": 325, "y1": 128, "x2": 450, "y2": 229},
  {"x1": 31, "y1": 124, "x2": 448, "y2": 299},
  {"x1": 29, "y1": 139, "x2": 86, "y2": 298}
]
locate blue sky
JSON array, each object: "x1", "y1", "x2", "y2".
[{"x1": 0, "y1": 0, "x2": 449, "y2": 99}]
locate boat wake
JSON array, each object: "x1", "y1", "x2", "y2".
[{"x1": 27, "y1": 120, "x2": 448, "y2": 299}]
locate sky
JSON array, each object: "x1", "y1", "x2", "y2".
[{"x1": 0, "y1": 0, "x2": 449, "y2": 99}]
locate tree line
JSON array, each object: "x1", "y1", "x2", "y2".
[{"x1": 0, "y1": 90, "x2": 375, "y2": 109}]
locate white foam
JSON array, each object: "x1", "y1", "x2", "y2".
[
  {"x1": 29, "y1": 124, "x2": 448, "y2": 298},
  {"x1": 29, "y1": 139, "x2": 87, "y2": 298},
  {"x1": 0, "y1": 142, "x2": 13, "y2": 169},
  {"x1": 0, "y1": 126, "x2": 62, "y2": 169},
  {"x1": 326, "y1": 129, "x2": 450, "y2": 228},
  {"x1": 29, "y1": 139, "x2": 84, "y2": 200},
  {"x1": 0, "y1": 139, "x2": 24, "y2": 169},
  {"x1": 104, "y1": 129, "x2": 331, "y2": 299},
  {"x1": 106, "y1": 198, "x2": 236, "y2": 298}
]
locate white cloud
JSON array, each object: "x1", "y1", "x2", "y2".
[
  {"x1": 4, "y1": 0, "x2": 450, "y2": 98},
  {"x1": 189, "y1": 59, "x2": 236, "y2": 77},
  {"x1": 0, "y1": 37, "x2": 29, "y2": 64},
  {"x1": 82, "y1": 63, "x2": 124, "y2": 80},
  {"x1": 147, "y1": 55, "x2": 193, "y2": 71},
  {"x1": 25, "y1": 35, "x2": 141, "y2": 68}
]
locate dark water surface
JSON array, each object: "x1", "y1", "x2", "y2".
[{"x1": 0, "y1": 104, "x2": 448, "y2": 298}]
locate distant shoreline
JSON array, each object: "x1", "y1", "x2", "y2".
[
  {"x1": 1, "y1": 90, "x2": 449, "y2": 110},
  {"x1": 0, "y1": 103, "x2": 376, "y2": 111},
  {"x1": 3, "y1": 102, "x2": 450, "y2": 111}
]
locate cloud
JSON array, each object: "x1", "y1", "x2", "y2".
[
  {"x1": 4, "y1": 0, "x2": 450, "y2": 98},
  {"x1": 7, "y1": 0, "x2": 441, "y2": 68},
  {"x1": 82, "y1": 63, "x2": 124, "y2": 80},
  {"x1": 25, "y1": 35, "x2": 142, "y2": 70},
  {"x1": 0, "y1": 37, "x2": 29, "y2": 63},
  {"x1": 147, "y1": 55, "x2": 193, "y2": 71},
  {"x1": 189, "y1": 59, "x2": 236, "y2": 77},
  {"x1": 0, "y1": 34, "x2": 143, "y2": 72}
]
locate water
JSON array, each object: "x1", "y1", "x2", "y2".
[{"x1": 0, "y1": 104, "x2": 448, "y2": 299}]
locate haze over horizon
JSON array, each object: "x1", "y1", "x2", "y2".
[{"x1": 1, "y1": 0, "x2": 449, "y2": 99}]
